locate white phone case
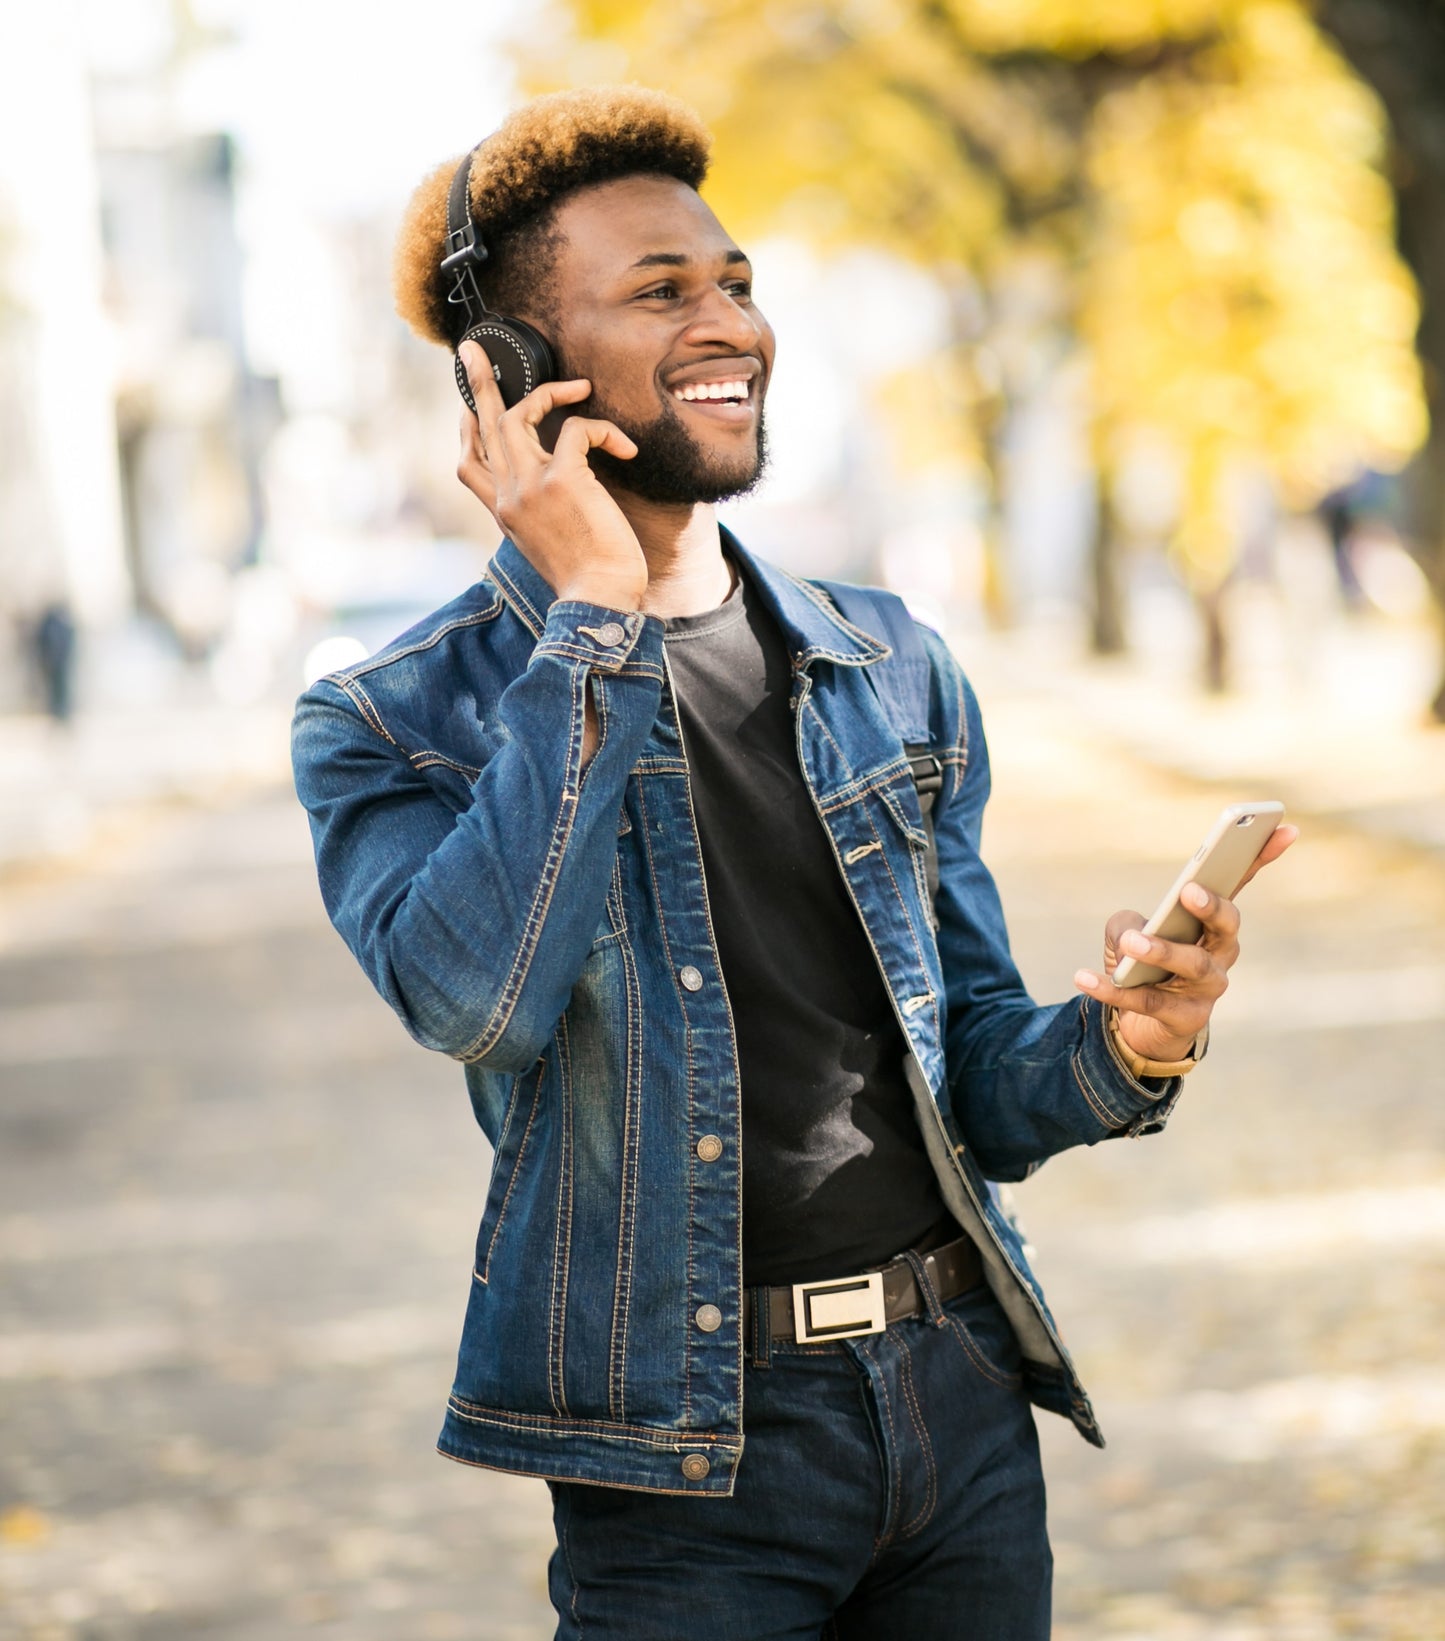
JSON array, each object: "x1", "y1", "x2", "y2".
[{"x1": 1111, "y1": 801, "x2": 1286, "y2": 988}]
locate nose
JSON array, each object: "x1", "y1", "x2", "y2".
[{"x1": 684, "y1": 284, "x2": 765, "y2": 352}]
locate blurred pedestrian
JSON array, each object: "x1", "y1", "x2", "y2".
[
  {"x1": 293, "y1": 87, "x2": 1294, "y2": 1638},
  {"x1": 1318, "y1": 472, "x2": 1395, "y2": 611},
  {"x1": 32, "y1": 600, "x2": 76, "y2": 723}
]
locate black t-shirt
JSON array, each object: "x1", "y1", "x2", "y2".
[{"x1": 664, "y1": 569, "x2": 951, "y2": 1287}]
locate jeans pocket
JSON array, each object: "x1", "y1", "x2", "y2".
[{"x1": 945, "y1": 1287, "x2": 1024, "y2": 1391}]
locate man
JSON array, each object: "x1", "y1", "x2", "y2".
[{"x1": 293, "y1": 86, "x2": 1293, "y2": 1638}]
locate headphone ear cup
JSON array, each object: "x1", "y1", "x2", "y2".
[{"x1": 454, "y1": 318, "x2": 557, "y2": 413}]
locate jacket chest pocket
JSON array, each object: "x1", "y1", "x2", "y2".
[{"x1": 874, "y1": 778, "x2": 933, "y2": 921}]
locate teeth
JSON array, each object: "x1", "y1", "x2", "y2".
[{"x1": 673, "y1": 379, "x2": 750, "y2": 402}]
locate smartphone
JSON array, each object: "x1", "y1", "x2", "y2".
[{"x1": 1111, "y1": 801, "x2": 1286, "y2": 987}]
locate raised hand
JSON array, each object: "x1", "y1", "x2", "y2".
[{"x1": 456, "y1": 340, "x2": 648, "y2": 612}]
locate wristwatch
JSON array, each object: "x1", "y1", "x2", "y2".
[{"x1": 1107, "y1": 1007, "x2": 1209, "y2": 1081}]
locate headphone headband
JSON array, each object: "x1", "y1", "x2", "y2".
[
  {"x1": 439, "y1": 143, "x2": 558, "y2": 412},
  {"x1": 441, "y1": 149, "x2": 490, "y2": 335}
]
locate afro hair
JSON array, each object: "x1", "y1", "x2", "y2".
[{"x1": 393, "y1": 86, "x2": 712, "y2": 348}]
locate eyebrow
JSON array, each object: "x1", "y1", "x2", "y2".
[{"x1": 628, "y1": 249, "x2": 751, "y2": 270}]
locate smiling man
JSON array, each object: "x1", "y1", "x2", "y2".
[{"x1": 292, "y1": 87, "x2": 1293, "y2": 1639}]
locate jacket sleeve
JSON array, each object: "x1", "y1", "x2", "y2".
[
  {"x1": 920, "y1": 629, "x2": 1184, "y2": 1181},
  {"x1": 291, "y1": 600, "x2": 664, "y2": 1072}
]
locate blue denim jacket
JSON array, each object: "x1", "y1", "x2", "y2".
[{"x1": 292, "y1": 532, "x2": 1184, "y2": 1495}]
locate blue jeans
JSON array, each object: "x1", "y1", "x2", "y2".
[{"x1": 547, "y1": 1281, "x2": 1051, "y2": 1639}]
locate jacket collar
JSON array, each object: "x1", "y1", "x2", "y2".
[{"x1": 489, "y1": 527, "x2": 889, "y2": 670}]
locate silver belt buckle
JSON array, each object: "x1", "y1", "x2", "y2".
[{"x1": 791, "y1": 1270, "x2": 887, "y2": 1343}]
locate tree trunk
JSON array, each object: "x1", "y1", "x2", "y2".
[
  {"x1": 1313, "y1": 0, "x2": 1445, "y2": 718},
  {"x1": 1197, "y1": 585, "x2": 1229, "y2": 694},
  {"x1": 1089, "y1": 477, "x2": 1128, "y2": 655}
]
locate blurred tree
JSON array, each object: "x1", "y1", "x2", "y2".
[
  {"x1": 1081, "y1": 4, "x2": 1423, "y2": 684},
  {"x1": 529, "y1": 0, "x2": 1425, "y2": 690},
  {"x1": 1311, "y1": 0, "x2": 1445, "y2": 716}
]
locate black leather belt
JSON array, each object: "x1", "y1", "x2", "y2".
[{"x1": 744, "y1": 1234, "x2": 985, "y2": 1346}]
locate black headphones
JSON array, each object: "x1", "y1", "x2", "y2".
[{"x1": 442, "y1": 148, "x2": 557, "y2": 413}]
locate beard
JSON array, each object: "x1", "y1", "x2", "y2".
[{"x1": 574, "y1": 383, "x2": 769, "y2": 506}]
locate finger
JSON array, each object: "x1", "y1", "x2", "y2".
[
  {"x1": 457, "y1": 402, "x2": 498, "y2": 512},
  {"x1": 515, "y1": 376, "x2": 594, "y2": 425},
  {"x1": 1178, "y1": 882, "x2": 1241, "y2": 945},
  {"x1": 458, "y1": 393, "x2": 489, "y2": 468},
  {"x1": 1103, "y1": 910, "x2": 1146, "y2": 962},
  {"x1": 1113, "y1": 925, "x2": 1223, "y2": 988},
  {"x1": 1074, "y1": 968, "x2": 1209, "y2": 1023},
  {"x1": 1235, "y1": 823, "x2": 1299, "y2": 891},
  {"x1": 458, "y1": 340, "x2": 507, "y2": 452},
  {"x1": 495, "y1": 378, "x2": 595, "y2": 469},
  {"x1": 552, "y1": 414, "x2": 639, "y2": 464}
]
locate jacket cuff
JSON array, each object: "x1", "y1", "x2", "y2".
[
  {"x1": 1072, "y1": 995, "x2": 1186, "y2": 1139},
  {"x1": 532, "y1": 602, "x2": 665, "y2": 680}
]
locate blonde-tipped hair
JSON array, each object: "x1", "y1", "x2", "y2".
[{"x1": 393, "y1": 86, "x2": 711, "y2": 347}]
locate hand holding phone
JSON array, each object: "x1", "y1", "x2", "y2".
[{"x1": 1111, "y1": 801, "x2": 1285, "y2": 988}]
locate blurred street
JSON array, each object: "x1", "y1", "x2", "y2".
[
  {"x1": 1, "y1": 689, "x2": 1442, "y2": 1639},
  {"x1": 4, "y1": 4, "x2": 1445, "y2": 1634}
]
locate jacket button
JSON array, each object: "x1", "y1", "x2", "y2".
[
  {"x1": 681, "y1": 1453, "x2": 710, "y2": 1481},
  {"x1": 695, "y1": 1304, "x2": 722, "y2": 1333},
  {"x1": 679, "y1": 965, "x2": 704, "y2": 992},
  {"x1": 696, "y1": 1134, "x2": 723, "y2": 1163},
  {"x1": 593, "y1": 621, "x2": 627, "y2": 647}
]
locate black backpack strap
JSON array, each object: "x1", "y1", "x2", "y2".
[{"x1": 815, "y1": 581, "x2": 943, "y2": 921}]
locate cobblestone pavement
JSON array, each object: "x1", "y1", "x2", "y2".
[{"x1": 1, "y1": 700, "x2": 1442, "y2": 1638}]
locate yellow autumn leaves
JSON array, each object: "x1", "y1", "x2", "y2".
[
  {"x1": 527, "y1": 0, "x2": 1425, "y2": 599},
  {"x1": 1083, "y1": 5, "x2": 1424, "y2": 586}
]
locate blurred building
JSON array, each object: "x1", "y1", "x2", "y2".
[
  {"x1": 0, "y1": 6, "x2": 128, "y2": 709},
  {"x1": 0, "y1": 4, "x2": 288, "y2": 710},
  {"x1": 99, "y1": 127, "x2": 280, "y2": 658}
]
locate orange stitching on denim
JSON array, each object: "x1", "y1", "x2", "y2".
[
  {"x1": 342, "y1": 604, "x2": 505, "y2": 683},
  {"x1": 668, "y1": 684, "x2": 749, "y2": 1416},
  {"x1": 669, "y1": 692, "x2": 711, "y2": 1431},
  {"x1": 444, "y1": 1397, "x2": 740, "y2": 1448},
  {"x1": 861, "y1": 798, "x2": 943, "y2": 1049},
  {"x1": 609, "y1": 888, "x2": 644, "y2": 1422},
  {"x1": 789, "y1": 573, "x2": 892, "y2": 661},
  {"x1": 1072, "y1": 1056, "x2": 1118, "y2": 1130},
  {"x1": 854, "y1": 1338, "x2": 902, "y2": 1553},
  {"x1": 954, "y1": 662, "x2": 969, "y2": 773},
  {"x1": 814, "y1": 758, "x2": 912, "y2": 812},
  {"x1": 795, "y1": 697, "x2": 942, "y2": 1077},
  {"x1": 551, "y1": 1015, "x2": 575, "y2": 1418},
  {"x1": 490, "y1": 558, "x2": 546, "y2": 638},
  {"x1": 876, "y1": 780, "x2": 929, "y2": 845},
  {"x1": 1071, "y1": 1030, "x2": 1129, "y2": 1131},
  {"x1": 410, "y1": 751, "x2": 482, "y2": 779},
  {"x1": 633, "y1": 773, "x2": 694, "y2": 1430},
  {"x1": 473, "y1": 1061, "x2": 544, "y2": 1285},
  {"x1": 327, "y1": 673, "x2": 397, "y2": 746},
  {"x1": 440, "y1": 1447, "x2": 728, "y2": 1497},
  {"x1": 458, "y1": 665, "x2": 586, "y2": 1063},
  {"x1": 876, "y1": 781, "x2": 934, "y2": 911},
  {"x1": 894, "y1": 1333, "x2": 938, "y2": 1540},
  {"x1": 946, "y1": 1314, "x2": 1022, "y2": 1391}
]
